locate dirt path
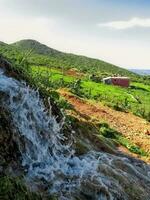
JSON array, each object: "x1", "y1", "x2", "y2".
[{"x1": 59, "y1": 89, "x2": 150, "y2": 154}]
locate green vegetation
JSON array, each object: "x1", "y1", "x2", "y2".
[
  {"x1": 31, "y1": 66, "x2": 75, "y2": 88},
  {"x1": 0, "y1": 39, "x2": 141, "y2": 79},
  {"x1": 99, "y1": 123, "x2": 148, "y2": 157},
  {"x1": 0, "y1": 176, "x2": 42, "y2": 200},
  {"x1": 78, "y1": 80, "x2": 150, "y2": 121},
  {"x1": 30, "y1": 65, "x2": 150, "y2": 121}
]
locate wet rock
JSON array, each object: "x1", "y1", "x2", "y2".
[{"x1": 0, "y1": 106, "x2": 21, "y2": 174}]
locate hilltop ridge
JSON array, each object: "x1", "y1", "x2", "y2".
[{"x1": 12, "y1": 39, "x2": 62, "y2": 56}]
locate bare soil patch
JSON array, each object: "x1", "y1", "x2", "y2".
[{"x1": 59, "y1": 89, "x2": 150, "y2": 158}]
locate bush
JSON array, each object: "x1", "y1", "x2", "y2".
[{"x1": 99, "y1": 124, "x2": 117, "y2": 139}]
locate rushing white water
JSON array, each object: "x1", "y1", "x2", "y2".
[{"x1": 0, "y1": 70, "x2": 150, "y2": 200}]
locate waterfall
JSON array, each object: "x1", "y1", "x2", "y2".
[{"x1": 0, "y1": 70, "x2": 150, "y2": 200}]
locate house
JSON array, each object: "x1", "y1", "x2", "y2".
[{"x1": 103, "y1": 77, "x2": 130, "y2": 87}]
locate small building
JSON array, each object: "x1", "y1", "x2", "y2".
[{"x1": 103, "y1": 77, "x2": 130, "y2": 87}]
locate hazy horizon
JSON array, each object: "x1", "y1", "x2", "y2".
[{"x1": 0, "y1": 0, "x2": 150, "y2": 70}]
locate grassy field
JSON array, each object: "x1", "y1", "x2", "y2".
[{"x1": 31, "y1": 66, "x2": 150, "y2": 121}]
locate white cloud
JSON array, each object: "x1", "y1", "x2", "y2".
[{"x1": 98, "y1": 17, "x2": 150, "y2": 30}]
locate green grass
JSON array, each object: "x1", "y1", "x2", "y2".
[
  {"x1": 79, "y1": 80, "x2": 150, "y2": 120},
  {"x1": 131, "y1": 82, "x2": 150, "y2": 91},
  {"x1": 31, "y1": 65, "x2": 75, "y2": 86}
]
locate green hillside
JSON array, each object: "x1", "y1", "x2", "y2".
[
  {"x1": 1, "y1": 39, "x2": 149, "y2": 85},
  {"x1": 10, "y1": 39, "x2": 137, "y2": 77},
  {"x1": 0, "y1": 41, "x2": 7, "y2": 46}
]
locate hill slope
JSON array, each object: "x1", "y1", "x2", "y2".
[
  {"x1": 59, "y1": 89, "x2": 150, "y2": 159},
  {"x1": 0, "y1": 41, "x2": 7, "y2": 46},
  {"x1": 10, "y1": 39, "x2": 137, "y2": 77}
]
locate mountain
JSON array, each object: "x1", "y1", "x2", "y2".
[
  {"x1": 0, "y1": 39, "x2": 138, "y2": 78},
  {"x1": 12, "y1": 39, "x2": 61, "y2": 56},
  {"x1": 130, "y1": 69, "x2": 150, "y2": 75}
]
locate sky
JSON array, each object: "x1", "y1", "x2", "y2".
[{"x1": 0, "y1": 0, "x2": 150, "y2": 69}]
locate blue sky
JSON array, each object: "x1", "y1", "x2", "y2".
[{"x1": 0, "y1": 0, "x2": 150, "y2": 69}]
